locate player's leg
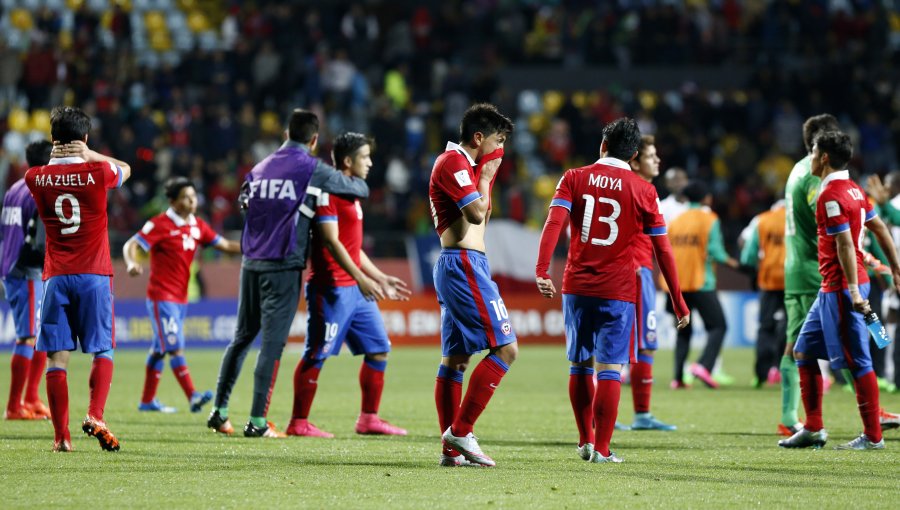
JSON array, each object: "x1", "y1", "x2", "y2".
[
  {"x1": 781, "y1": 294, "x2": 809, "y2": 434},
  {"x1": 211, "y1": 267, "x2": 261, "y2": 432},
  {"x1": 46, "y1": 350, "x2": 72, "y2": 451},
  {"x1": 562, "y1": 293, "x2": 598, "y2": 452},
  {"x1": 4, "y1": 277, "x2": 40, "y2": 419},
  {"x1": 780, "y1": 293, "x2": 828, "y2": 448},
  {"x1": 161, "y1": 302, "x2": 211, "y2": 412},
  {"x1": 754, "y1": 291, "x2": 777, "y2": 387},
  {"x1": 138, "y1": 299, "x2": 174, "y2": 412},
  {"x1": 672, "y1": 292, "x2": 694, "y2": 387},
  {"x1": 630, "y1": 268, "x2": 674, "y2": 430},
  {"x1": 21, "y1": 276, "x2": 48, "y2": 417},
  {"x1": 244, "y1": 269, "x2": 300, "y2": 437},
  {"x1": 689, "y1": 291, "x2": 727, "y2": 388},
  {"x1": 590, "y1": 298, "x2": 634, "y2": 464},
  {"x1": 38, "y1": 276, "x2": 77, "y2": 451}
]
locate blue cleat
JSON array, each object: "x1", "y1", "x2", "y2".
[
  {"x1": 631, "y1": 413, "x2": 677, "y2": 431},
  {"x1": 190, "y1": 390, "x2": 214, "y2": 413},
  {"x1": 138, "y1": 399, "x2": 177, "y2": 413},
  {"x1": 614, "y1": 422, "x2": 632, "y2": 431}
]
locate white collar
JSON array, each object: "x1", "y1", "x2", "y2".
[
  {"x1": 594, "y1": 157, "x2": 632, "y2": 170},
  {"x1": 48, "y1": 157, "x2": 86, "y2": 165},
  {"x1": 820, "y1": 170, "x2": 849, "y2": 189},
  {"x1": 166, "y1": 207, "x2": 196, "y2": 227},
  {"x1": 445, "y1": 141, "x2": 476, "y2": 167}
]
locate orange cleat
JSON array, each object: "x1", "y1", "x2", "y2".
[
  {"x1": 207, "y1": 410, "x2": 234, "y2": 435},
  {"x1": 880, "y1": 408, "x2": 900, "y2": 430},
  {"x1": 777, "y1": 423, "x2": 803, "y2": 437},
  {"x1": 4, "y1": 407, "x2": 36, "y2": 420},
  {"x1": 22, "y1": 400, "x2": 51, "y2": 419},
  {"x1": 52, "y1": 439, "x2": 73, "y2": 452},
  {"x1": 82, "y1": 416, "x2": 120, "y2": 452}
]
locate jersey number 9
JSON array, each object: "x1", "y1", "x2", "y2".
[{"x1": 54, "y1": 193, "x2": 81, "y2": 235}]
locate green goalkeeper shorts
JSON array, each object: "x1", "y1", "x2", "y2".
[{"x1": 785, "y1": 292, "x2": 818, "y2": 346}]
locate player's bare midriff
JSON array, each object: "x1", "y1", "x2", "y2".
[{"x1": 440, "y1": 215, "x2": 487, "y2": 252}]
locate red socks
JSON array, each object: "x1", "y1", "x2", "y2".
[
  {"x1": 7, "y1": 344, "x2": 31, "y2": 412},
  {"x1": 797, "y1": 361, "x2": 824, "y2": 432},
  {"x1": 853, "y1": 371, "x2": 882, "y2": 443},
  {"x1": 170, "y1": 355, "x2": 196, "y2": 400},
  {"x1": 88, "y1": 356, "x2": 114, "y2": 421},
  {"x1": 451, "y1": 355, "x2": 509, "y2": 437},
  {"x1": 435, "y1": 365, "x2": 463, "y2": 433},
  {"x1": 631, "y1": 357, "x2": 653, "y2": 414},
  {"x1": 25, "y1": 349, "x2": 46, "y2": 403},
  {"x1": 568, "y1": 366, "x2": 595, "y2": 447},
  {"x1": 141, "y1": 355, "x2": 164, "y2": 404},
  {"x1": 360, "y1": 359, "x2": 387, "y2": 414},
  {"x1": 593, "y1": 370, "x2": 622, "y2": 458},
  {"x1": 292, "y1": 358, "x2": 323, "y2": 420},
  {"x1": 46, "y1": 368, "x2": 70, "y2": 442}
]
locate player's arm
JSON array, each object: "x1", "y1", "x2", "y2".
[
  {"x1": 359, "y1": 250, "x2": 411, "y2": 301},
  {"x1": 51, "y1": 140, "x2": 132, "y2": 183},
  {"x1": 123, "y1": 236, "x2": 147, "y2": 276},
  {"x1": 707, "y1": 218, "x2": 739, "y2": 269},
  {"x1": 460, "y1": 158, "x2": 501, "y2": 225},
  {"x1": 865, "y1": 215, "x2": 900, "y2": 293},
  {"x1": 311, "y1": 161, "x2": 369, "y2": 198},
  {"x1": 738, "y1": 221, "x2": 760, "y2": 269},
  {"x1": 651, "y1": 234, "x2": 690, "y2": 329},
  {"x1": 211, "y1": 237, "x2": 241, "y2": 254},
  {"x1": 535, "y1": 204, "x2": 570, "y2": 299},
  {"x1": 315, "y1": 221, "x2": 384, "y2": 301},
  {"x1": 834, "y1": 229, "x2": 867, "y2": 312}
]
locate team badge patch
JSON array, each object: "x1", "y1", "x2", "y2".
[
  {"x1": 825, "y1": 200, "x2": 840, "y2": 218},
  {"x1": 454, "y1": 169, "x2": 472, "y2": 187},
  {"x1": 501, "y1": 321, "x2": 511, "y2": 336}
]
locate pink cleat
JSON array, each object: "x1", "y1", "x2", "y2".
[
  {"x1": 355, "y1": 413, "x2": 407, "y2": 436},
  {"x1": 689, "y1": 363, "x2": 719, "y2": 389},
  {"x1": 669, "y1": 380, "x2": 691, "y2": 390},
  {"x1": 285, "y1": 418, "x2": 334, "y2": 438},
  {"x1": 766, "y1": 367, "x2": 781, "y2": 386}
]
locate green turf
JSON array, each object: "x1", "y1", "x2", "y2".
[{"x1": 1, "y1": 346, "x2": 898, "y2": 509}]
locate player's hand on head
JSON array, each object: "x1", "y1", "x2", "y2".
[
  {"x1": 51, "y1": 140, "x2": 90, "y2": 160},
  {"x1": 865, "y1": 175, "x2": 889, "y2": 205},
  {"x1": 676, "y1": 313, "x2": 690, "y2": 330},
  {"x1": 535, "y1": 277, "x2": 556, "y2": 299}
]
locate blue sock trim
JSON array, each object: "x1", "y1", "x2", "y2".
[
  {"x1": 13, "y1": 343, "x2": 34, "y2": 359},
  {"x1": 853, "y1": 367, "x2": 874, "y2": 379},
  {"x1": 486, "y1": 354, "x2": 510, "y2": 373},
  {"x1": 146, "y1": 354, "x2": 164, "y2": 371},
  {"x1": 363, "y1": 359, "x2": 387, "y2": 372},
  {"x1": 637, "y1": 354, "x2": 654, "y2": 365},
  {"x1": 596, "y1": 370, "x2": 622, "y2": 382},
  {"x1": 46, "y1": 367, "x2": 66, "y2": 374},
  {"x1": 795, "y1": 359, "x2": 813, "y2": 367},
  {"x1": 569, "y1": 366, "x2": 595, "y2": 376},
  {"x1": 170, "y1": 355, "x2": 187, "y2": 369},
  {"x1": 94, "y1": 349, "x2": 114, "y2": 361},
  {"x1": 437, "y1": 365, "x2": 464, "y2": 384}
]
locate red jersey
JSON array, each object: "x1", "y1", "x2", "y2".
[
  {"x1": 816, "y1": 171, "x2": 874, "y2": 291},
  {"x1": 550, "y1": 158, "x2": 667, "y2": 302},
  {"x1": 134, "y1": 209, "x2": 220, "y2": 303},
  {"x1": 25, "y1": 157, "x2": 122, "y2": 279},
  {"x1": 308, "y1": 191, "x2": 363, "y2": 287},
  {"x1": 429, "y1": 142, "x2": 481, "y2": 235},
  {"x1": 634, "y1": 232, "x2": 653, "y2": 270}
]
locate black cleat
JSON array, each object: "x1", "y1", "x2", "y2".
[
  {"x1": 243, "y1": 420, "x2": 286, "y2": 438},
  {"x1": 207, "y1": 410, "x2": 234, "y2": 435}
]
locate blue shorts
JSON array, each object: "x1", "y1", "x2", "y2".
[
  {"x1": 2, "y1": 276, "x2": 42, "y2": 339},
  {"x1": 304, "y1": 284, "x2": 391, "y2": 361},
  {"x1": 146, "y1": 299, "x2": 187, "y2": 354},
  {"x1": 795, "y1": 285, "x2": 872, "y2": 377},
  {"x1": 636, "y1": 267, "x2": 658, "y2": 351},
  {"x1": 563, "y1": 294, "x2": 635, "y2": 365},
  {"x1": 37, "y1": 274, "x2": 115, "y2": 354},
  {"x1": 433, "y1": 249, "x2": 517, "y2": 357}
]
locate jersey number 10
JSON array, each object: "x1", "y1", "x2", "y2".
[
  {"x1": 54, "y1": 193, "x2": 81, "y2": 235},
  {"x1": 580, "y1": 195, "x2": 620, "y2": 246}
]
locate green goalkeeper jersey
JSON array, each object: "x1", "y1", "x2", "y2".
[{"x1": 784, "y1": 155, "x2": 822, "y2": 294}]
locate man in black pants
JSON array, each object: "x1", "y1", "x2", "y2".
[{"x1": 208, "y1": 109, "x2": 369, "y2": 437}]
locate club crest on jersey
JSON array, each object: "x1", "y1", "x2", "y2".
[
  {"x1": 825, "y1": 200, "x2": 840, "y2": 218},
  {"x1": 501, "y1": 321, "x2": 511, "y2": 336},
  {"x1": 190, "y1": 226, "x2": 201, "y2": 239},
  {"x1": 454, "y1": 169, "x2": 472, "y2": 187}
]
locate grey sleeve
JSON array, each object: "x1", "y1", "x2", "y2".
[{"x1": 310, "y1": 160, "x2": 369, "y2": 198}]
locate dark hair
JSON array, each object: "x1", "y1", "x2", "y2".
[
  {"x1": 332, "y1": 132, "x2": 372, "y2": 169},
  {"x1": 601, "y1": 117, "x2": 642, "y2": 161},
  {"x1": 25, "y1": 140, "x2": 52, "y2": 167},
  {"x1": 802, "y1": 114, "x2": 838, "y2": 153},
  {"x1": 164, "y1": 176, "x2": 194, "y2": 201},
  {"x1": 636, "y1": 134, "x2": 655, "y2": 159},
  {"x1": 288, "y1": 109, "x2": 319, "y2": 144},
  {"x1": 813, "y1": 130, "x2": 852, "y2": 170},
  {"x1": 50, "y1": 106, "x2": 91, "y2": 144},
  {"x1": 683, "y1": 180, "x2": 710, "y2": 203},
  {"x1": 459, "y1": 103, "x2": 514, "y2": 144}
]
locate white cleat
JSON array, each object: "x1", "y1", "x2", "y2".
[
  {"x1": 439, "y1": 454, "x2": 477, "y2": 467},
  {"x1": 590, "y1": 450, "x2": 623, "y2": 463},
  {"x1": 834, "y1": 433, "x2": 885, "y2": 450},
  {"x1": 441, "y1": 427, "x2": 496, "y2": 467},
  {"x1": 577, "y1": 443, "x2": 594, "y2": 461},
  {"x1": 778, "y1": 427, "x2": 828, "y2": 449}
]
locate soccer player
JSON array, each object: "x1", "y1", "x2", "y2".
[
  {"x1": 3, "y1": 140, "x2": 52, "y2": 420},
  {"x1": 779, "y1": 130, "x2": 900, "y2": 450},
  {"x1": 739, "y1": 200, "x2": 787, "y2": 388},
  {"x1": 208, "y1": 109, "x2": 368, "y2": 438},
  {"x1": 780, "y1": 113, "x2": 838, "y2": 436},
  {"x1": 123, "y1": 177, "x2": 240, "y2": 414},
  {"x1": 25, "y1": 106, "x2": 131, "y2": 452},
  {"x1": 536, "y1": 118, "x2": 690, "y2": 464},
  {"x1": 619, "y1": 134, "x2": 677, "y2": 431},
  {"x1": 430, "y1": 103, "x2": 514, "y2": 467},
  {"x1": 287, "y1": 132, "x2": 410, "y2": 438}
]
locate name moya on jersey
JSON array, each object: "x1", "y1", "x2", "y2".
[
  {"x1": 32, "y1": 173, "x2": 96, "y2": 187},
  {"x1": 588, "y1": 174, "x2": 623, "y2": 191},
  {"x1": 247, "y1": 178, "x2": 297, "y2": 200}
]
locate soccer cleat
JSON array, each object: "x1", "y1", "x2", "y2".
[
  {"x1": 285, "y1": 418, "x2": 334, "y2": 438},
  {"x1": 442, "y1": 427, "x2": 496, "y2": 467},
  {"x1": 669, "y1": 380, "x2": 690, "y2": 390},
  {"x1": 590, "y1": 450, "x2": 623, "y2": 463},
  {"x1": 52, "y1": 439, "x2": 73, "y2": 452},
  {"x1": 243, "y1": 421, "x2": 287, "y2": 438},
  {"x1": 631, "y1": 413, "x2": 677, "y2": 431},
  {"x1": 189, "y1": 390, "x2": 214, "y2": 413},
  {"x1": 834, "y1": 433, "x2": 885, "y2": 450},
  {"x1": 711, "y1": 371, "x2": 735, "y2": 386},
  {"x1": 207, "y1": 410, "x2": 234, "y2": 435},
  {"x1": 777, "y1": 422, "x2": 803, "y2": 437},
  {"x1": 82, "y1": 416, "x2": 120, "y2": 452},
  {"x1": 22, "y1": 400, "x2": 51, "y2": 419},
  {"x1": 766, "y1": 367, "x2": 782, "y2": 386},
  {"x1": 4, "y1": 407, "x2": 36, "y2": 420},
  {"x1": 355, "y1": 413, "x2": 407, "y2": 435},
  {"x1": 614, "y1": 422, "x2": 632, "y2": 431},
  {"x1": 138, "y1": 399, "x2": 177, "y2": 413},
  {"x1": 879, "y1": 408, "x2": 900, "y2": 430},
  {"x1": 439, "y1": 453, "x2": 473, "y2": 467},
  {"x1": 689, "y1": 363, "x2": 719, "y2": 389},
  {"x1": 778, "y1": 427, "x2": 827, "y2": 449},
  {"x1": 577, "y1": 442, "x2": 594, "y2": 461}
]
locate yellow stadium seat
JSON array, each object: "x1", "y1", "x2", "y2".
[
  {"x1": 149, "y1": 31, "x2": 172, "y2": 51},
  {"x1": 114, "y1": 0, "x2": 132, "y2": 11},
  {"x1": 571, "y1": 91, "x2": 587, "y2": 109},
  {"x1": 187, "y1": 11, "x2": 209, "y2": 33},
  {"x1": 30, "y1": 110, "x2": 51, "y2": 135},
  {"x1": 58, "y1": 31, "x2": 73, "y2": 50},
  {"x1": 10, "y1": 9, "x2": 34, "y2": 31},
  {"x1": 638, "y1": 91, "x2": 658, "y2": 111},
  {"x1": 101, "y1": 11, "x2": 113, "y2": 29},
  {"x1": 151, "y1": 110, "x2": 166, "y2": 128},
  {"x1": 528, "y1": 112, "x2": 548, "y2": 134},
  {"x1": 533, "y1": 175, "x2": 558, "y2": 200},
  {"x1": 67, "y1": 0, "x2": 85, "y2": 9},
  {"x1": 8, "y1": 109, "x2": 29, "y2": 133},
  {"x1": 144, "y1": 11, "x2": 166, "y2": 32},
  {"x1": 259, "y1": 111, "x2": 281, "y2": 135},
  {"x1": 542, "y1": 91, "x2": 564, "y2": 116}
]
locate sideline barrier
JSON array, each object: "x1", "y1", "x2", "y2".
[{"x1": 0, "y1": 291, "x2": 763, "y2": 349}]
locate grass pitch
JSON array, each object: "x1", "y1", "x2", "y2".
[{"x1": 1, "y1": 345, "x2": 898, "y2": 509}]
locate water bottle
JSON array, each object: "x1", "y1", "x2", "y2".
[{"x1": 864, "y1": 311, "x2": 892, "y2": 349}]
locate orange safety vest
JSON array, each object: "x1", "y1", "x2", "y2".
[
  {"x1": 667, "y1": 208, "x2": 717, "y2": 292},
  {"x1": 756, "y1": 206, "x2": 786, "y2": 291}
]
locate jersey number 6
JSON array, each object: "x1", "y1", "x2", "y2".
[{"x1": 580, "y1": 195, "x2": 620, "y2": 246}]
